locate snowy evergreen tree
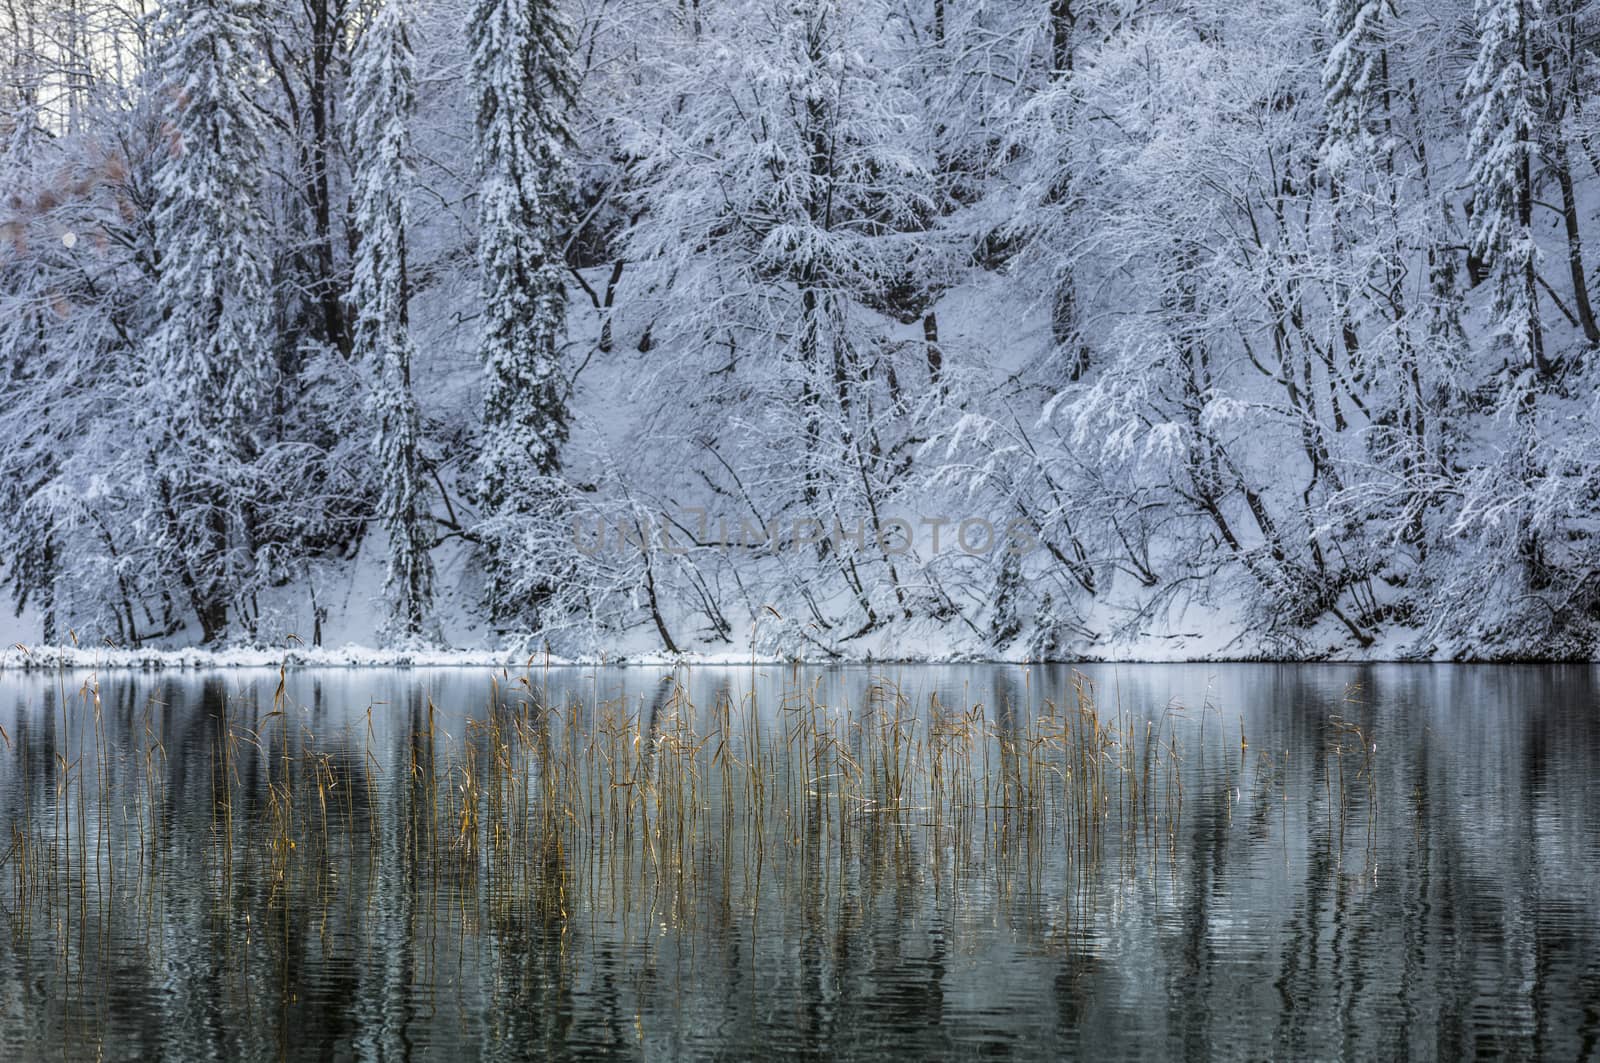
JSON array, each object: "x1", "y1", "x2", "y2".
[
  {"x1": 1321, "y1": 0, "x2": 1392, "y2": 164},
  {"x1": 145, "y1": 0, "x2": 275, "y2": 641},
  {"x1": 469, "y1": 0, "x2": 577, "y2": 631},
  {"x1": 0, "y1": 102, "x2": 55, "y2": 642},
  {"x1": 348, "y1": 0, "x2": 435, "y2": 642},
  {"x1": 1463, "y1": 0, "x2": 1550, "y2": 377}
]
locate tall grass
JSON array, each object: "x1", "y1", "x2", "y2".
[{"x1": 0, "y1": 661, "x2": 1381, "y2": 1054}]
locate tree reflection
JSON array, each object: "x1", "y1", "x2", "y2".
[{"x1": 0, "y1": 664, "x2": 1595, "y2": 1060}]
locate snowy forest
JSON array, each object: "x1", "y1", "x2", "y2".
[{"x1": 3, "y1": 0, "x2": 1600, "y2": 660}]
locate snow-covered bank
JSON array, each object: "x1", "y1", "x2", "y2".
[
  {"x1": 0, "y1": 644, "x2": 539, "y2": 671},
  {"x1": 0, "y1": 642, "x2": 1002, "y2": 671},
  {"x1": 3, "y1": 633, "x2": 1593, "y2": 671}
]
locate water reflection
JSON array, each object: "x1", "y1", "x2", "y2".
[{"x1": 0, "y1": 664, "x2": 1595, "y2": 1060}]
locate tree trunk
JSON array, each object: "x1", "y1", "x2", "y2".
[
  {"x1": 1553, "y1": 135, "x2": 1599, "y2": 344},
  {"x1": 600, "y1": 259, "x2": 624, "y2": 353},
  {"x1": 40, "y1": 538, "x2": 57, "y2": 645},
  {"x1": 640, "y1": 530, "x2": 679, "y2": 655},
  {"x1": 308, "y1": 0, "x2": 350, "y2": 357},
  {"x1": 1464, "y1": 197, "x2": 1488, "y2": 288},
  {"x1": 1050, "y1": 0, "x2": 1075, "y2": 74}
]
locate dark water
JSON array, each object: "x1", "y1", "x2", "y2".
[{"x1": 1, "y1": 663, "x2": 1598, "y2": 1060}]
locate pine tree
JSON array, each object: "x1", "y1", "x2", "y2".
[
  {"x1": 469, "y1": 0, "x2": 577, "y2": 630},
  {"x1": 348, "y1": 0, "x2": 434, "y2": 642},
  {"x1": 1462, "y1": 0, "x2": 1560, "y2": 624},
  {"x1": 146, "y1": 0, "x2": 275, "y2": 642},
  {"x1": 1321, "y1": 0, "x2": 1392, "y2": 164},
  {"x1": 1463, "y1": 0, "x2": 1550, "y2": 377},
  {"x1": 0, "y1": 101, "x2": 56, "y2": 643}
]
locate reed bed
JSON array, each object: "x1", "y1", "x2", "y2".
[{"x1": 0, "y1": 663, "x2": 1382, "y2": 1029}]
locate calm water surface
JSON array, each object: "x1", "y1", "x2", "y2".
[{"x1": 0, "y1": 663, "x2": 1597, "y2": 1060}]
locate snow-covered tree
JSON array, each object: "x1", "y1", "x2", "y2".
[
  {"x1": 607, "y1": 0, "x2": 966, "y2": 649},
  {"x1": 469, "y1": 0, "x2": 577, "y2": 631},
  {"x1": 144, "y1": 0, "x2": 276, "y2": 642},
  {"x1": 1322, "y1": 0, "x2": 1393, "y2": 165},
  {"x1": 0, "y1": 102, "x2": 57, "y2": 642},
  {"x1": 1463, "y1": 0, "x2": 1549, "y2": 377},
  {"x1": 348, "y1": 0, "x2": 435, "y2": 642}
]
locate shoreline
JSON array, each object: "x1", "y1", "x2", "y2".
[{"x1": 2, "y1": 644, "x2": 1596, "y2": 671}]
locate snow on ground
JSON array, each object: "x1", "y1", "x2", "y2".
[{"x1": 0, "y1": 604, "x2": 1455, "y2": 670}]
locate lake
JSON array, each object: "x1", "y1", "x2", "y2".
[{"x1": 0, "y1": 663, "x2": 1597, "y2": 1060}]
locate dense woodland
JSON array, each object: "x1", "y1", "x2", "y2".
[{"x1": 3, "y1": 0, "x2": 1600, "y2": 659}]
